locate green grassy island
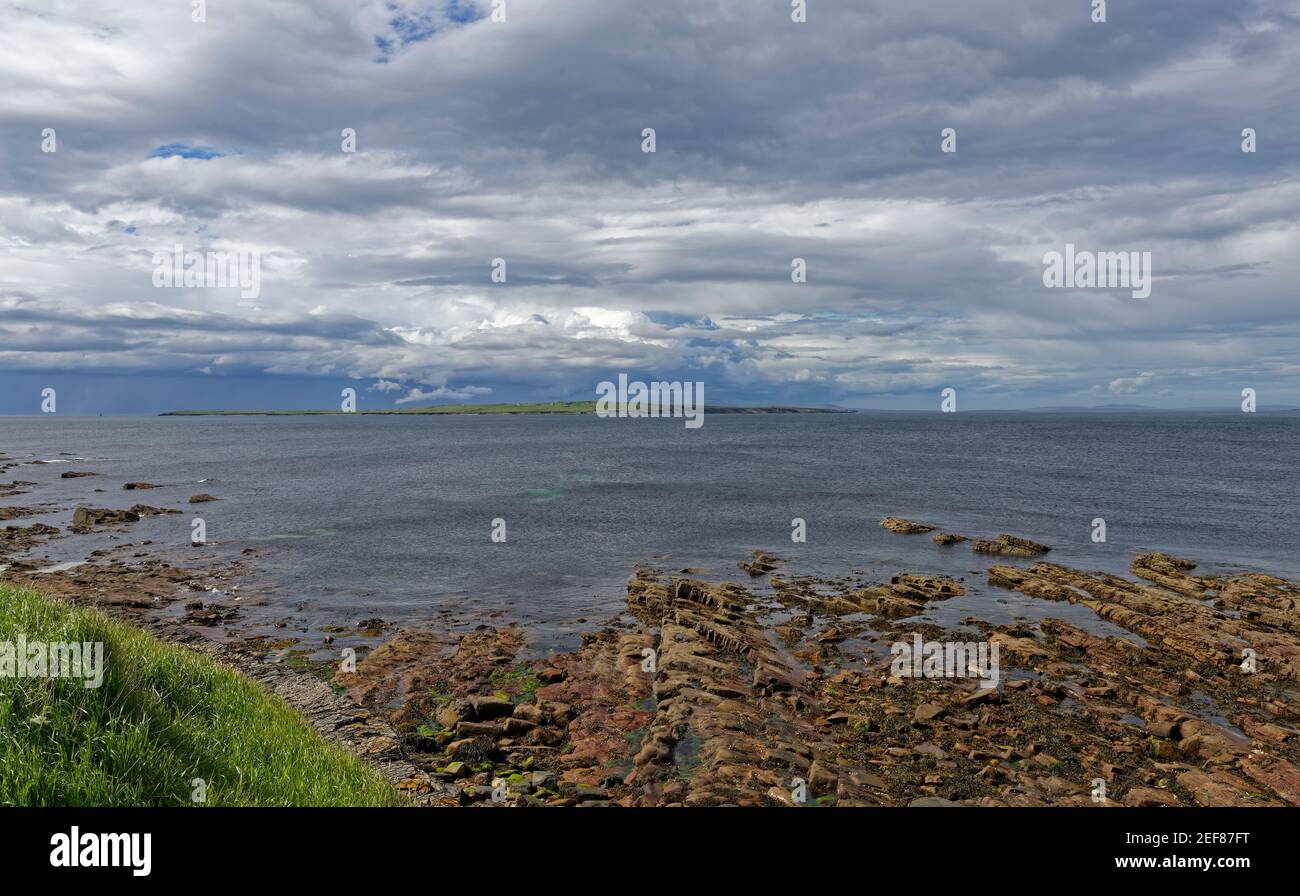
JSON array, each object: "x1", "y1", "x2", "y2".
[{"x1": 160, "y1": 401, "x2": 849, "y2": 416}]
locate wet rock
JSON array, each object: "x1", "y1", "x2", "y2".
[
  {"x1": 71, "y1": 506, "x2": 140, "y2": 531},
  {"x1": 837, "y1": 575, "x2": 965, "y2": 619},
  {"x1": 1176, "y1": 769, "x2": 1275, "y2": 807},
  {"x1": 130, "y1": 504, "x2": 180, "y2": 516},
  {"x1": 1244, "y1": 720, "x2": 1295, "y2": 744},
  {"x1": 0, "y1": 506, "x2": 48, "y2": 521},
  {"x1": 0, "y1": 480, "x2": 36, "y2": 499},
  {"x1": 914, "y1": 702, "x2": 946, "y2": 723},
  {"x1": 455, "y1": 721, "x2": 505, "y2": 738},
  {"x1": 469, "y1": 696, "x2": 515, "y2": 720},
  {"x1": 990, "y1": 557, "x2": 1300, "y2": 684},
  {"x1": 447, "y1": 736, "x2": 498, "y2": 763},
  {"x1": 122, "y1": 482, "x2": 161, "y2": 490},
  {"x1": 880, "y1": 517, "x2": 936, "y2": 534},
  {"x1": 1121, "y1": 786, "x2": 1182, "y2": 807},
  {"x1": 512, "y1": 704, "x2": 545, "y2": 725},
  {"x1": 1150, "y1": 738, "x2": 1183, "y2": 760},
  {"x1": 1237, "y1": 755, "x2": 1300, "y2": 806},
  {"x1": 1147, "y1": 720, "x2": 1181, "y2": 740},
  {"x1": 321, "y1": 545, "x2": 1300, "y2": 809},
  {"x1": 504, "y1": 717, "x2": 536, "y2": 736},
  {"x1": 961, "y1": 688, "x2": 1002, "y2": 707},
  {"x1": 0, "y1": 522, "x2": 60, "y2": 554},
  {"x1": 915, "y1": 742, "x2": 948, "y2": 761},
  {"x1": 563, "y1": 783, "x2": 610, "y2": 802},
  {"x1": 739, "y1": 549, "x2": 782, "y2": 577},
  {"x1": 544, "y1": 702, "x2": 573, "y2": 722},
  {"x1": 340, "y1": 630, "x2": 447, "y2": 706},
  {"x1": 181, "y1": 603, "x2": 239, "y2": 626},
  {"x1": 60, "y1": 471, "x2": 98, "y2": 478},
  {"x1": 189, "y1": 494, "x2": 218, "y2": 503},
  {"x1": 462, "y1": 785, "x2": 496, "y2": 802},
  {"x1": 972, "y1": 534, "x2": 1051, "y2": 557},
  {"x1": 436, "y1": 701, "x2": 467, "y2": 730},
  {"x1": 806, "y1": 760, "x2": 838, "y2": 793}
]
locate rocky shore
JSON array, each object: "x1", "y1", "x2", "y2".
[
  {"x1": 338, "y1": 542, "x2": 1300, "y2": 807},
  {"x1": 0, "y1": 452, "x2": 443, "y2": 801},
  {"x1": 3, "y1": 458, "x2": 1298, "y2": 807}
]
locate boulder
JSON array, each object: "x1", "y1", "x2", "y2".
[
  {"x1": 880, "y1": 517, "x2": 936, "y2": 534},
  {"x1": 739, "y1": 549, "x2": 782, "y2": 576},
  {"x1": 130, "y1": 504, "x2": 180, "y2": 516},
  {"x1": 468, "y1": 696, "x2": 515, "y2": 720},
  {"x1": 71, "y1": 506, "x2": 140, "y2": 531},
  {"x1": 455, "y1": 721, "x2": 505, "y2": 738},
  {"x1": 447, "y1": 736, "x2": 497, "y2": 763},
  {"x1": 972, "y1": 534, "x2": 1051, "y2": 557}
]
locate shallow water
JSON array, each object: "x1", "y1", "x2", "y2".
[{"x1": 2, "y1": 412, "x2": 1296, "y2": 652}]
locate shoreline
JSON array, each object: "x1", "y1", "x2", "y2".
[
  {"x1": 336, "y1": 543, "x2": 1300, "y2": 807},
  {"x1": 3, "y1": 451, "x2": 1298, "y2": 806},
  {"x1": 0, "y1": 581, "x2": 407, "y2": 807}
]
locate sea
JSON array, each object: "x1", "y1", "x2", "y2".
[{"x1": 2, "y1": 412, "x2": 1296, "y2": 655}]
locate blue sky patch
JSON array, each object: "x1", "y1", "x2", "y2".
[
  {"x1": 149, "y1": 142, "x2": 224, "y2": 160},
  {"x1": 374, "y1": 2, "x2": 484, "y2": 62}
]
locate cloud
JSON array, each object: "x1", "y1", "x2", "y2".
[
  {"x1": 1108, "y1": 372, "x2": 1158, "y2": 395},
  {"x1": 395, "y1": 383, "x2": 492, "y2": 404},
  {"x1": 2, "y1": 0, "x2": 1299, "y2": 410}
]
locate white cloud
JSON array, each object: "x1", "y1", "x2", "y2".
[
  {"x1": 2, "y1": 0, "x2": 1299, "y2": 408},
  {"x1": 395, "y1": 384, "x2": 492, "y2": 404},
  {"x1": 1108, "y1": 372, "x2": 1157, "y2": 395}
]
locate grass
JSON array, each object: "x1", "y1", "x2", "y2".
[{"x1": 0, "y1": 583, "x2": 403, "y2": 806}]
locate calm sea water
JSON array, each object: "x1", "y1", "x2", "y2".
[{"x1": 2, "y1": 413, "x2": 1296, "y2": 653}]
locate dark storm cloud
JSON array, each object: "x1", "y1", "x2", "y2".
[{"x1": 0, "y1": 0, "x2": 1297, "y2": 409}]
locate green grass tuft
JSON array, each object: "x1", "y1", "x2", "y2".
[{"x1": 0, "y1": 583, "x2": 403, "y2": 807}]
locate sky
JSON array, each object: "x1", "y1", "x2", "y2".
[{"x1": 1, "y1": 0, "x2": 1298, "y2": 414}]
